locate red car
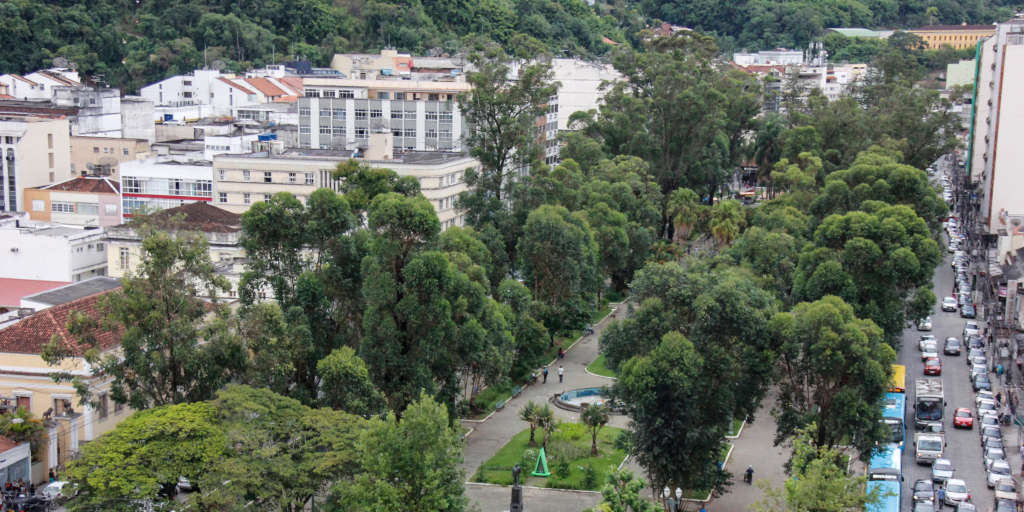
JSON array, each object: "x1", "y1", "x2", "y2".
[
  {"x1": 954, "y1": 407, "x2": 974, "y2": 429},
  {"x1": 924, "y1": 357, "x2": 942, "y2": 375}
]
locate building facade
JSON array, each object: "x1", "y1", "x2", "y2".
[
  {"x1": 910, "y1": 24, "x2": 997, "y2": 49},
  {"x1": 548, "y1": 59, "x2": 622, "y2": 131},
  {"x1": 69, "y1": 136, "x2": 150, "y2": 177},
  {"x1": 0, "y1": 116, "x2": 73, "y2": 213},
  {"x1": 23, "y1": 177, "x2": 122, "y2": 227},
  {"x1": 0, "y1": 225, "x2": 107, "y2": 282},
  {"x1": 298, "y1": 77, "x2": 471, "y2": 152},
  {"x1": 119, "y1": 158, "x2": 213, "y2": 217},
  {"x1": 140, "y1": 69, "x2": 301, "y2": 121},
  {"x1": 967, "y1": 20, "x2": 1024, "y2": 262}
]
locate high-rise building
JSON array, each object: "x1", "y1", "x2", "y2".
[{"x1": 0, "y1": 116, "x2": 72, "y2": 213}]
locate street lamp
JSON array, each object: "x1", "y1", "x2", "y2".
[{"x1": 663, "y1": 486, "x2": 680, "y2": 512}]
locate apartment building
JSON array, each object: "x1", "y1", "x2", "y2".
[
  {"x1": 0, "y1": 68, "x2": 81, "y2": 101},
  {"x1": 23, "y1": 177, "x2": 121, "y2": 227},
  {"x1": 910, "y1": 24, "x2": 997, "y2": 49},
  {"x1": 0, "y1": 224, "x2": 107, "y2": 282},
  {"x1": 967, "y1": 20, "x2": 1024, "y2": 262},
  {"x1": 329, "y1": 50, "x2": 466, "y2": 80},
  {"x1": 0, "y1": 284, "x2": 133, "y2": 481},
  {"x1": 298, "y1": 77, "x2": 471, "y2": 152},
  {"x1": 0, "y1": 116, "x2": 72, "y2": 213},
  {"x1": 140, "y1": 69, "x2": 302, "y2": 121},
  {"x1": 213, "y1": 133, "x2": 474, "y2": 229},
  {"x1": 70, "y1": 135, "x2": 150, "y2": 177},
  {"x1": 119, "y1": 158, "x2": 213, "y2": 217},
  {"x1": 105, "y1": 202, "x2": 246, "y2": 297},
  {"x1": 548, "y1": 59, "x2": 622, "y2": 131}
]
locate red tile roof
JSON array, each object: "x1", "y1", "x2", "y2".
[
  {"x1": 0, "y1": 279, "x2": 70, "y2": 307},
  {"x1": 36, "y1": 176, "x2": 119, "y2": 194},
  {"x1": 273, "y1": 95, "x2": 299, "y2": 103},
  {"x1": 7, "y1": 75, "x2": 38, "y2": 86},
  {"x1": 35, "y1": 70, "x2": 79, "y2": 87},
  {"x1": 278, "y1": 77, "x2": 304, "y2": 95},
  {"x1": 217, "y1": 77, "x2": 257, "y2": 95},
  {"x1": 244, "y1": 77, "x2": 286, "y2": 97},
  {"x1": 0, "y1": 289, "x2": 121, "y2": 355},
  {"x1": 0, "y1": 436, "x2": 19, "y2": 453},
  {"x1": 119, "y1": 201, "x2": 241, "y2": 233}
]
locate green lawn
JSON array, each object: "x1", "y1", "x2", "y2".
[
  {"x1": 727, "y1": 418, "x2": 744, "y2": 437},
  {"x1": 466, "y1": 381, "x2": 516, "y2": 419},
  {"x1": 473, "y1": 424, "x2": 627, "y2": 491},
  {"x1": 587, "y1": 354, "x2": 617, "y2": 378}
]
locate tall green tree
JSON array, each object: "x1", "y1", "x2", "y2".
[
  {"x1": 595, "y1": 470, "x2": 660, "y2": 512},
  {"x1": 769, "y1": 296, "x2": 894, "y2": 456},
  {"x1": 581, "y1": 404, "x2": 611, "y2": 456},
  {"x1": 517, "y1": 204, "x2": 600, "y2": 344},
  {"x1": 317, "y1": 346, "x2": 387, "y2": 416},
  {"x1": 328, "y1": 393, "x2": 467, "y2": 512},
  {"x1": 43, "y1": 227, "x2": 247, "y2": 409}
]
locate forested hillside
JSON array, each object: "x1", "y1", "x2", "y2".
[
  {"x1": 0, "y1": 0, "x2": 1016, "y2": 93},
  {"x1": 640, "y1": 0, "x2": 1016, "y2": 50}
]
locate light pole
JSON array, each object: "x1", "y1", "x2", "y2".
[{"x1": 662, "y1": 486, "x2": 681, "y2": 512}]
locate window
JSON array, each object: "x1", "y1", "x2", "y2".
[
  {"x1": 370, "y1": 108, "x2": 383, "y2": 118},
  {"x1": 391, "y1": 110, "x2": 404, "y2": 119},
  {"x1": 355, "y1": 109, "x2": 367, "y2": 120},
  {"x1": 288, "y1": 172, "x2": 297, "y2": 184},
  {"x1": 218, "y1": 169, "x2": 226, "y2": 181},
  {"x1": 425, "y1": 111, "x2": 438, "y2": 120},
  {"x1": 219, "y1": 192, "x2": 227, "y2": 203},
  {"x1": 95, "y1": 243, "x2": 104, "y2": 251},
  {"x1": 299, "y1": 126, "x2": 311, "y2": 134},
  {"x1": 321, "y1": 90, "x2": 336, "y2": 98},
  {"x1": 93, "y1": 146, "x2": 100, "y2": 153},
  {"x1": 333, "y1": 126, "x2": 345, "y2": 135},
  {"x1": 392, "y1": 129, "x2": 402, "y2": 137},
  {"x1": 426, "y1": 129, "x2": 437, "y2": 139},
  {"x1": 103, "y1": 147, "x2": 110, "y2": 154},
  {"x1": 32, "y1": 200, "x2": 44, "y2": 211},
  {"x1": 15, "y1": 396, "x2": 30, "y2": 411},
  {"x1": 264, "y1": 194, "x2": 272, "y2": 203},
  {"x1": 355, "y1": 128, "x2": 367, "y2": 139},
  {"x1": 305, "y1": 89, "x2": 320, "y2": 98},
  {"x1": 403, "y1": 128, "x2": 416, "y2": 137},
  {"x1": 334, "y1": 109, "x2": 345, "y2": 120},
  {"x1": 395, "y1": 92, "x2": 406, "y2": 100},
  {"x1": 123, "y1": 177, "x2": 140, "y2": 193},
  {"x1": 47, "y1": 133, "x2": 53, "y2": 149},
  {"x1": 243, "y1": 170, "x2": 251, "y2": 182},
  {"x1": 104, "y1": 204, "x2": 117, "y2": 215},
  {"x1": 428, "y1": 93, "x2": 439, "y2": 101},
  {"x1": 440, "y1": 112, "x2": 453, "y2": 122},
  {"x1": 320, "y1": 109, "x2": 331, "y2": 117},
  {"x1": 52, "y1": 202, "x2": 74, "y2": 213},
  {"x1": 404, "y1": 110, "x2": 417, "y2": 120},
  {"x1": 439, "y1": 129, "x2": 452, "y2": 139},
  {"x1": 77, "y1": 203, "x2": 98, "y2": 215},
  {"x1": 338, "y1": 90, "x2": 354, "y2": 99},
  {"x1": 98, "y1": 394, "x2": 109, "y2": 420},
  {"x1": 299, "y1": 107, "x2": 311, "y2": 116},
  {"x1": 305, "y1": 173, "x2": 314, "y2": 185},
  {"x1": 243, "y1": 193, "x2": 251, "y2": 205},
  {"x1": 377, "y1": 92, "x2": 390, "y2": 100},
  {"x1": 119, "y1": 247, "x2": 130, "y2": 270},
  {"x1": 320, "y1": 126, "x2": 332, "y2": 134},
  {"x1": 123, "y1": 148, "x2": 130, "y2": 156},
  {"x1": 48, "y1": 153, "x2": 54, "y2": 168},
  {"x1": 264, "y1": 171, "x2": 272, "y2": 183}
]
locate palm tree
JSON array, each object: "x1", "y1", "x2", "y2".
[
  {"x1": 708, "y1": 199, "x2": 746, "y2": 247},
  {"x1": 580, "y1": 404, "x2": 610, "y2": 456},
  {"x1": 666, "y1": 187, "x2": 703, "y2": 243},
  {"x1": 537, "y1": 404, "x2": 557, "y2": 448},
  {"x1": 519, "y1": 401, "x2": 541, "y2": 446}
]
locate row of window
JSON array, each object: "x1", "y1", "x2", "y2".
[
  {"x1": 301, "y1": 107, "x2": 454, "y2": 122},
  {"x1": 304, "y1": 89, "x2": 455, "y2": 101},
  {"x1": 122, "y1": 177, "x2": 213, "y2": 198},
  {"x1": 218, "y1": 192, "x2": 305, "y2": 206},
  {"x1": 93, "y1": 146, "x2": 131, "y2": 156},
  {"x1": 217, "y1": 169, "x2": 316, "y2": 185},
  {"x1": 32, "y1": 200, "x2": 117, "y2": 216},
  {"x1": 13, "y1": 395, "x2": 121, "y2": 421}
]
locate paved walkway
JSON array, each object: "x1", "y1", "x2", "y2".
[{"x1": 461, "y1": 304, "x2": 628, "y2": 481}]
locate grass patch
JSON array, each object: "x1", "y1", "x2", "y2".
[
  {"x1": 466, "y1": 381, "x2": 516, "y2": 419},
  {"x1": 473, "y1": 424, "x2": 627, "y2": 491},
  {"x1": 587, "y1": 354, "x2": 617, "y2": 378},
  {"x1": 727, "y1": 418, "x2": 743, "y2": 437},
  {"x1": 680, "y1": 443, "x2": 733, "y2": 500}
]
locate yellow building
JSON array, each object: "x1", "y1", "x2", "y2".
[
  {"x1": 69, "y1": 135, "x2": 150, "y2": 178},
  {"x1": 0, "y1": 285, "x2": 132, "y2": 483},
  {"x1": 909, "y1": 24, "x2": 996, "y2": 49}
]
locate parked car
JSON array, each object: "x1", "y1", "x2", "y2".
[
  {"x1": 953, "y1": 408, "x2": 974, "y2": 429},
  {"x1": 944, "y1": 337, "x2": 962, "y2": 355},
  {"x1": 920, "y1": 337, "x2": 938, "y2": 351},
  {"x1": 945, "y1": 478, "x2": 970, "y2": 505},
  {"x1": 974, "y1": 373, "x2": 992, "y2": 392},
  {"x1": 977, "y1": 390, "x2": 996, "y2": 406},
  {"x1": 932, "y1": 458, "x2": 955, "y2": 483},
  {"x1": 996, "y1": 499, "x2": 1017, "y2": 512},
  {"x1": 918, "y1": 317, "x2": 933, "y2": 331},
  {"x1": 971, "y1": 364, "x2": 988, "y2": 381},
  {"x1": 985, "y1": 447, "x2": 1006, "y2": 467},
  {"x1": 955, "y1": 502, "x2": 977, "y2": 512},
  {"x1": 981, "y1": 425, "x2": 1002, "y2": 446},
  {"x1": 924, "y1": 357, "x2": 942, "y2": 375},
  {"x1": 977, "y1": 399, "x2": 997, "y2": 419},
  {"x1": 943, "y1": 297, "x2": 959, "y2": 311},
  {"x1": 913, "y1": 479, "x2": 936, "y2": 503},
  {"x1": 988, "y1": 459, "x2": 1013, "y2": 488},
  {"x1": 994, "y1": 479, "x2": 1018, "y2": 502},
  {"x1": 961, "y1": 304, "x2": 977, "y2": 318}
]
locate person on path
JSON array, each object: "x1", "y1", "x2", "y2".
[
  {"x1": 542, "y1": 367, "x2": 548, "y2": 384},
  {"x1": 558, "y1": 365, "x2": 564, "y2": 383},
  {"x1": 936, "y1": 486, "x2": 945, "y2": 509},
  {"x1": 744, "y1": 465, "x2": 754, "y2": 484}
]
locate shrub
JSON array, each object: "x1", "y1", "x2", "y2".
[
  {"x1": 547, "y1": 439, "x2": 588, "y2": 462},
  {"x1": 521, "y1": 448, "x2": 538, "y2": 473},
  {"x1": 581, "y1": 464, "x2": 598, "y2": 488},
  {"x1": 555, "y1": 460, "x2": 571, "y2": 479}
]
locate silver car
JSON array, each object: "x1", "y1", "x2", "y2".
[
  {"x1": 931, "y1": 458, "x2": 955, "y2": 483},
  {"x1": 945, "y1": 478, "x2": 970, "y2": 505},
  {"x1": 989, "y1": 459, "x2": 1013, "y2": 488},
  {"x1": 985, "y1": 446, "x2": 1007, "y2": 467}
]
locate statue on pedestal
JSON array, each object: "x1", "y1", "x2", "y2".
[{"x1": 510, "y1": 464, "x2": 524, "y2": 512}]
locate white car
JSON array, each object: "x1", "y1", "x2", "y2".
[
  {"x1": 945, "y1": 478, "x2": 970, "y2": 505},
  {"x1": 977, "y1": 398, "x2": 997, "y2": 418},
  {"x1": 919, "y1": 339, "x2": 938, "y2": 352},
  {"x1": 971, "y1": 364, "x2": 988, "y2": 381},
  {"x1": 995, "y1": 479, "x2": 1019, "y2": 502},
  {"x1": 931, "y1": 458, "x2": 955, "y2": 483},
  {"x1": 964, "y1": 321, "x2": 980, "y2": 338},
  {"x1": 918, "y1": 317, "x2": 933, "y2": 331},
  {"x1": 985, "y1": 446, "x2": 1007, "y2": 467},
  {"x1": 42, "y1": 481, "x2": 74, "y2": 500},
  {"x1": 942, "y1": 297, "x2": 959, "y2": 312},
  {"x1": 989, "y1": 459, "x2": 1013, "y2": 488}
]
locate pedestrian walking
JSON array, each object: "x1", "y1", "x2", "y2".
[
  {"x1": 542, "y1": 367, "x2": 548, "y2": 384},
  {"x1": 936, "y1": 486, "x2": 945, "y2": 509},
  {"x1": 558, "y1": 365, "x2": 564, "y2": 383}
]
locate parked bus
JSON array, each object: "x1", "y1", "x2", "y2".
[
  {"x1": 889, "y1": 364, "x2": 906, "y2": 394},
  {"x1": 866, "y1": 443, "x2": 901, "y2": 512},
  {"x1": 881, "y1": 392, "x2": 907, "y2": 448}
]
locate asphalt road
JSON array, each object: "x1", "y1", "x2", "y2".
[{"x1": 898, "y1": 167, "x2": 996, "y2": 510}]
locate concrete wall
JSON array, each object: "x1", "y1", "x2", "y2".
[
  {"x1": 70, "y1": 136, "x2": 150, "y2": 177},
  {"x1": 0, "y1": 228, "x2": 107, "y2": 281},
  {"x1": 120, "y1": 97, "x2": 155, "y2": 143},
  {"x1": 987, "y1": 44, "x2": 1024, "y2": 235},
  {"x1": 0, "y1": 118, "x2": 73, "y2": 212},
  {"x1": 946, "y1": 59, "x2": 976, "y2": 89},
  {"x1": 550, "y1": 59, "x2": 623, "y2": 130},
  {"x1": 970, "y1": 37, "x2": 995, "y2": 185}
]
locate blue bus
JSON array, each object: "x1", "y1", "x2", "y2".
[
  {"x1": 881, "y1": 392, "x2": 906, "y2": 448},
  {"x1": 866, "y1": 443, "x2": 901, "y2": 512}
]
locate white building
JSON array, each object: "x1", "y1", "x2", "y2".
[
  {"x1": 298, "y1": 78, "x2": 471, "y2": 153},
  {"x1": 119, "y1": 158, "x2": 213, "y2": 217},
  {"x1": 548, "y1": 59, "x2": 622, "y2": 131},
  {"x1": 0, "y1": 224, "x2": 107, "y2": 282},
  {"x1": 733, "y1": 49, "x2": 805, "y2": 66},
  {"x1": 0, "y1": 116, "x2": 73, "y2": 213},
  {"x1": 140, "y1": 69, "x2": 302, "y2": 121},
  {"x1": 0, "y1": 69, "x2": 81, "y2": 101},
  {"x1": 968, "y1": 20, "x2": 1024, "y2": 261},
  {"x1": 51, "y1": 87, "x2": 123, "y2": 137}
]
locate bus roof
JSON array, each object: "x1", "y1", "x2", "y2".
[
  {"x1": 868, "y1": 443, "x2": 900, "y2": 472},
  {"x1": 866, "y1": 481, "x2": 900, "y2": 512},
  {"x1": 882, "y1": 392, "x2": 906, "y2": 419},
  {"x1": 889, "y1": 364, "x2": 906, "y2": 393}
]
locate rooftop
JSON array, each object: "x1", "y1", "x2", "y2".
[
  {"x1": 911, "y1": 24, "x2": 997, "y2": 32},
  {"x1": 0, "y1": 287, "x2": 121, "y2": 355},
  {"x1": 4, "y1": 225, "x2": 104, "y2": 239},
  {"x1": 119, "y1": 201, "x2": 241, "y2": 233},
  {"x1": 244, "y1": 77, "x2": 288, "y2": 97},
  {"x1": 0, "y1": 278, "x2": 70, "y2": 307},
  {"x1": 21, "y1": 277, "x2": 122, "y2": 308},
  {"x1": 34, "y1": 176, "x2": 120, "y2": 194},
  {"x1": 303, "y1": 77, "x2": 471, "y2": 91},
  {"x1": 221, "y1": 148, "x2": 472, "y2": 165}
]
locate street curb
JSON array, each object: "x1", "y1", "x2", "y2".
[
  {"x1": 462, "y1": 410, "x2": 499, "y2": 424},
  {"x1": 464, "y1": 481, "x2": 603, "y2": 496},
  {"x1": 680, "y1": 443, "x2": 735, "y2": 504},
  {"x1": 583, "y1": 366, "x2": 618, "y2": 380},
  {"x1": 725, "y1": 420, "x2": 746, "y2": 440},
  {"x1": 462, "y1": 426, "x2": 476, "y2": 440}
]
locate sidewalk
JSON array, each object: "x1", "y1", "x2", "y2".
[
  {"x1": 710, "y1": 394, "x2": 792, "y2": 511},
  {"x1": 461, "y1": 304, "x2": 627, "y2": 481}
]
